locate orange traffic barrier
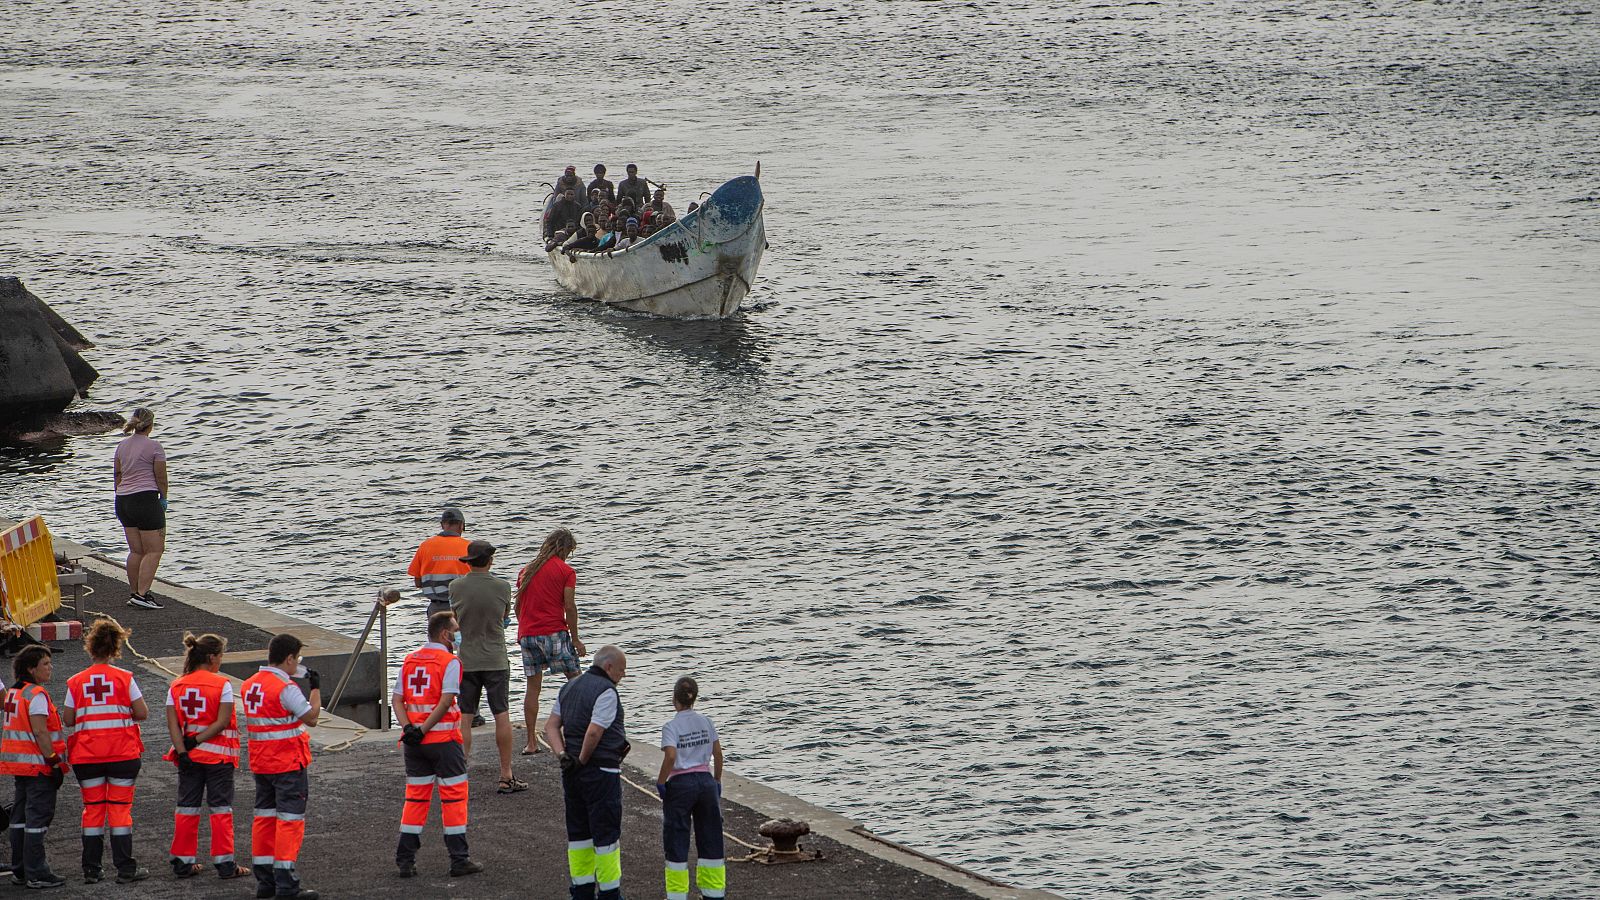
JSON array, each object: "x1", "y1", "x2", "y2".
[{"x1": 0, "y1": 516, "x2": 63, "y2": 627}]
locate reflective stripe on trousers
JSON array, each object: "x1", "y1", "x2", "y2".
[{"x1": 252, "y1": 768, "x2": 308, "y2": 897}]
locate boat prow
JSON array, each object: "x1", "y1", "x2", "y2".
[{"x1": 544, "y1": 175, "x2": 766, "y2": 319}]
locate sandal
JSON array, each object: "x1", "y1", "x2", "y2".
[
  {"x1": 174, "y1": 863, "x2": 203, "y2": 879},
  {"x1": 519, "y1": 746, "x2": 540, "y2": 756},
  {"x1": 497, "y1": 777, "x2": 529, "y2": 794}
]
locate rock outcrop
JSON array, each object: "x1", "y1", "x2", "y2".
[
  {"x1": 4, "y1": 410, "x2": 126, "y2": 444},
  {"x1": 0, "y1": 277, "x2": 99, "y2": 421}
]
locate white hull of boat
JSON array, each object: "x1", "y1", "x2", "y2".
[{"x1": 544, "y1": 175, "x2": 765, "y2": 319}]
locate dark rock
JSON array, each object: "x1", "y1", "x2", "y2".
[
  {"x1": 51, "y1": 326, "x2": 99, "y2": 394},
  {"x1": 0, "y1": 278, "x2": 81, "y2": 421},
  {"x1": 11, "y1": 278, "x2": 93, "y2": 350},
  {"x1": 2, "y1": 410, "x2": 125, "y2": 444}
]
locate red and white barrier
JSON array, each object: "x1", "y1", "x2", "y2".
[{"x1": 26, "y1": 620, "x2": 81, "y2": 642}]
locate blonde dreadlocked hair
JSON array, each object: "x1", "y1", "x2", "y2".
[{"x1": 518, "y1": 528, "x2": 577, "y2": 595}]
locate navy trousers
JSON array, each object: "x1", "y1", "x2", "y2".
[
  {"x1": 9, "y1": 774, "x2": 60, "y2": 882},
  {"x1": 562, "y1": 765, "x2": 623, "y2": 900}
]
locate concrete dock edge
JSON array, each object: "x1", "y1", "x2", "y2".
[{"x1": 20, "y1": 521, "x2": 1058, "y2": 899}]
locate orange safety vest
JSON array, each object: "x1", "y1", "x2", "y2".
[
  {"x1": 397, "y1": 645, "x2": 461, "y2": 745},
  {"x1": 65, "y1": 664, "x2": 143, "y2": 764},
  {"x1": 0, "y1": 684, "x2": 67, "y2": 776},
  {"x1": 162, "y1": 670, "x2": 240, "y2": 766},
  {"x1": 240, "y1": 668, "x2": 312, "y2": 774}
]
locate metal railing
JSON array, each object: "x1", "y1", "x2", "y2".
[{"x1": 326, "y1": 589, "x2": 399, "y2": 730}]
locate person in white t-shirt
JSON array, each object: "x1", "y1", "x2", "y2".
[{"x1": 654, "y1": 677, "x2": 725, "y2": 900}]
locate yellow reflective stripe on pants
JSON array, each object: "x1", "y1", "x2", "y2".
[
  {"x1": 567, "y1": 839, "x2": 596, "y2": 884},
  {"x1": 594, "y1": 842, "x2": 621, "y2": 890},
  {"x1": 698, "y1": 857, "x2": 727, "y2": 896},
  {"x1": 665, "y1": 859, "x2": 690, "y2": 899}
]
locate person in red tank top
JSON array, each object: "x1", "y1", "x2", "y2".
[
  {"x1": 163, "y1": 632, "x2": 248, "y2": 881},
  {"x1": 515, "y1": 528, "x2": 586, "y2": 755},
  {"x1": 2, "y1": 645, "x2": 69, "y2": 889},
  {"x1": 62, "y1": 617, "x2": 149, "y2": 884}
]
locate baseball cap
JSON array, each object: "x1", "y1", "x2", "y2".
[
  {"x1": 459, "y1": 540, "x2": 496, "y2": 565},
  {"x1": 440, "y1": 507, "x2": 466, "y2": 524}
]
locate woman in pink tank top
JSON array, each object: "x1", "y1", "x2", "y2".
[{"x1": 112, "y1": 407, "x2": 168, "y2": 610}]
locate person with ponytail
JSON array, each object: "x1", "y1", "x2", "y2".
[
  {"x1": 61, "y1": 617, "x2": 150, "y2": 884},
  {"x1": 112, "y1": 406, "x2": 168, "y2": 609},
  {"x1": 1, "y1": 646, "x2": 68, "y2": 889},
  {"x1": 514, "y1": 528, "x2": 584, "y2": 755},
  {"x1": 655, "y1": 676, "x2": 726, "y2": 900},
  {"x1": 164, "y1": 633, "x2": 245, "y2": 880}
]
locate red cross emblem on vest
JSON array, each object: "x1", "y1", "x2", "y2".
[
  {"x1": 407, "y1": 667, "x2": 432, "y2": 698},
  {"x1": 243, "y1": 682, "x2": 266, "y2": 715},
  {"x1": 7, "y1": 691, "x2": 22, "y2": 720},
  {"x1": 82, "y1": 674, "x2": 115, "y2": 705},
  {"x1": 179, "y1": 687, "x2": 208, "y2": 720}
]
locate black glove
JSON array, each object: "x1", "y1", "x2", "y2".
[
  {"x1": 400, "y1": 724, "x2": 424, "y2": 746},
  {"x1": 174, "y1": 751, "x2": 192, "y2": 769},
  {"x1": 182, "y1": 736, "x2": 199, "y2": 751},
  {"x1": 304, "y1": 669, "x2": 321, "y2": 692},
  {"x1": 46, "y1": 756, "x2": 65, "y2": 788},
  {"x1": 558, "y1": 753, "x2": 578, "y2": 773}
]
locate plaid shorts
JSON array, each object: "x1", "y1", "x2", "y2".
[{"x1": 520, "y1": 631, "x2": 580, "y2": 677}]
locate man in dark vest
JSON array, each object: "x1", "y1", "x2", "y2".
[{"x1": 543, "y1": 645, "x2": 629, "y2": 900}]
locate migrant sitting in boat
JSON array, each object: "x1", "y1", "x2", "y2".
[
  {"x1": 539, "y1": 167, "x2": 765, "y2": 318},
  {"x1": 543, "y1": 163, "x2": 677, "y2": 253}
]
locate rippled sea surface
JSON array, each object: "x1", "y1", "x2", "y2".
[{"x1": 4, "y1": 1, "x2": 1600, "y2": 895}]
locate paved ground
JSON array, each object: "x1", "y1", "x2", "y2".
[{"x1": 8, "y1": 567, "x2": 984, "y2": 898}]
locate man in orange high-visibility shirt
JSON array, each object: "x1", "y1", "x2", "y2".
[
  {"x1": 408, "y1": 508, "x2": 471, "y2": 621},
  {"x1": 393, "y1": 611, "x2": 482, "y2": 879},
  {"x1": 241, "y1": 635, "x2": 321, "y2": 900}
]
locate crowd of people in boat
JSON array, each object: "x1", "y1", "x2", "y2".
[{"x1": 541, "y1": 163, "x2": 699, "y2": 256}]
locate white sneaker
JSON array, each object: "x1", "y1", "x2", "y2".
[{"x1": 127, "y1": 594, "x2": 163, "y2": 610}]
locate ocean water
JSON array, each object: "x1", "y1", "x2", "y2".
[{"x1": 3, "y1": 1, "x2": 1599, "y2": 895}]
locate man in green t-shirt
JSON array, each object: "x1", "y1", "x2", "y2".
[{"x1": 448, "y1": 540, "x2": 526, "y2": 793}]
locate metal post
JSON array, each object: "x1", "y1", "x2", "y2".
[
  {"x1": 379, "y1": 602, "x2": 390, "y2": 730},
  {"x1": 327, "y1": 596, "x2": 384, "y2": 713}
]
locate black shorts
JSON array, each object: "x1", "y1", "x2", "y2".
[
  {"x1": 459, "y1": 669, "x2": 510, "y2": 716},
  {"x1": 114, "y1": 491, "x2": 165, "y2": 531}
]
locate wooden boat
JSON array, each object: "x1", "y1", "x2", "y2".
[{"x1": 542, "y1": 173, "x2": 766, "y2": 319}]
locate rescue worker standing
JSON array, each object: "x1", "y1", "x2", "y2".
[
  {"x1": 393, "y1": 612, "x2": 482, "y2": 878},
  {"x1": 164, "y1": 632, "x2": 247, "y2": 880},
  {"x1": 655, "y1": 677, "x2": 726, "y2": 900},
  {"x1": 543, "y1": 645, "x2": 630, "y2": 900},
  {"x1": 241, "y1": 634, "x2": 321, "y2": 900},
  {"x1": 2, "y1": 645, "x2": 69, "y2": 889},
  {"x1": 407, "y1": 507, "x2": 471, "y2": 621},
  {"x1": 62, "y1": 617, "x2": 149, "y2": 884}
]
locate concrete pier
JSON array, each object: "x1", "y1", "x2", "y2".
[{"x1": 14, "y1": 527, "x2": 1056, "y2": 899}]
